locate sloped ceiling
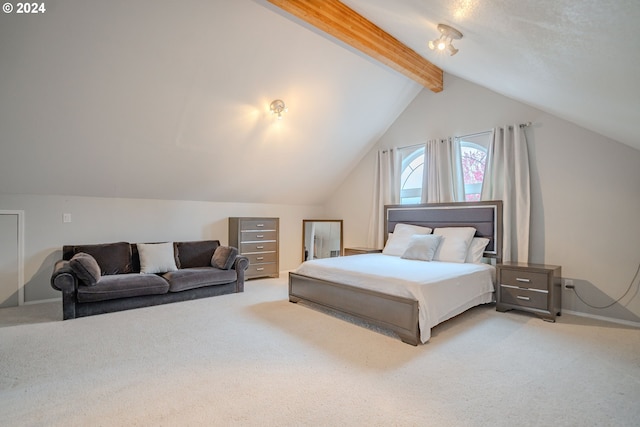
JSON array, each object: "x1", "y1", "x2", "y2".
[
  {"x1": 0, "y1": 0, "x2": 421, "y2": 205},
  {"x1": 341, "y1": 0, "x2": 640, "y2": 151},
  {"x1": 1, "y1": 0, "x2": 638, "y2": 206}
]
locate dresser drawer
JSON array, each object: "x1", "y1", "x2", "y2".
[
  {"x1": 241, "y1": 230, "x2": 277, "y2": 242},
  {"x1": 500, "y1": 269, "x2": 549, "y2": 291},
  {"x1": 247, "y1": 263, "x2": 278, "y2": 277},
  {"x1": 240, "y1": 241, "x2": 277, "y2": 253},
  {"x1": 245, "y1": 252, "x2": 277, "y2": 265},
  {"x1": 240, "y1": 219, "x2": 278, "y2": 231},
  {"x1": 500, "y1": 285, "x2": 548, "y2": 310}
]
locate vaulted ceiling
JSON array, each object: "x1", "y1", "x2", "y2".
[
  {"x1": 341, "y1": 0, "x2": 640, "y2": 151},
  {"x1": 1, "y1": 0, "x2": 638, "y2": 205}
]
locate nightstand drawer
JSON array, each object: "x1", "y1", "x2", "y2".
[
  {"x1": 500, "y1": 269, "x2": 549, "y2": 291},
  {"x1": 500, "y1": 285, "x2": 547, "y2": 310},
  {"x1": 344, "y1": 247, "x2": 382, "y2": 256}
]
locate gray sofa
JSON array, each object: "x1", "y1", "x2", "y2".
[{"x1": 51, "y1": 240, "x2": 249, "y2": 320}]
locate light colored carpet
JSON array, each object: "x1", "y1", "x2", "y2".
[{"x1": 1, "y1": 277, "x2": 639, "y2": 426}]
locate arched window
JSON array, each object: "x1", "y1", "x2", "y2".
[
  {"x1": 398, "y1": 132, "x2": 490, "y2": 204},
  {"x1": 400, "y1": 147, "x2": 424, "y2": 204}
]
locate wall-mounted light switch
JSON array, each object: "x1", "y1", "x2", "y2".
[{"x1": 63, "y1": 213, "x2": 72, "y2": 223}]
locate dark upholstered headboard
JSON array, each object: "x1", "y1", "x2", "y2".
[{"x1": 384, "y1": 201, "x2": 503, "y2": 261}]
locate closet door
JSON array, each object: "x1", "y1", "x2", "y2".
[{"x1": 0, "y1": 213, "x2": 20, "y2": 308}]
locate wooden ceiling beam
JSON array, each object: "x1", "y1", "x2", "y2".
[{"x1": 267, "y1": 0, "x2": 443, "y2": 92}]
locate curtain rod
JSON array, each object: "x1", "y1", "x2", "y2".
[
  {"x1": 456, "y1": 130, "x2": 491, "y2": 140},
  {"x1": 385, "y1": 122, "x2": 532, "y2": 152},
  {"x1": 381, "y1": 142, "x2": 424, "y2": 153},
  {"x1": 457, "y1": 122, "x2": 532, "y2": 140}
]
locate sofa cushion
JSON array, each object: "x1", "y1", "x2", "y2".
[
  {"x1": 175, "y1": 240, "x2": 220, "y2": 269},
  {"x1": 69, "y1": 252, "x2": 101, "y2": 286},
  {"x1": 66, "y1": 242, "x2": 133, "y2": 275},
  {"x1": 137, "y1": 242, "x2": 178, "y2": 274},
  {"x1": 163, "y1": 267, "x2": 237, "y2": 292},
  {"x1": 211, "y1": 246, "x2": 238, "y2": 270},
  {"x1": 77, "y1": 273, "x2": 169, "y2": 303}
]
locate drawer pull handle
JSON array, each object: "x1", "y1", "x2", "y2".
[
  {"x1": 516, "y1": 278, "x2": 531, "y2": 283},
  {"x1": 256, "y1": 235, "x2": 264, "y2": 238},
  {"x1": 516, "y1": 295, "x2": 530, "y2": 301},
  {"x1": 256, "y1": 257, "x2": 264, "y2": 260},
  {"x1": 257, "y1": 224, "x2": 264, "y2": 227},
  {"x1": 256, "y1": 267, "x2": 264, "y2": 271},
  {"x1": 256, "y1": 246, "x2": 264, "y2": 249}
]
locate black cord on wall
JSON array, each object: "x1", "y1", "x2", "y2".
[{"x1": 572, "y1": 262, "x2": 640, "y2": 309}]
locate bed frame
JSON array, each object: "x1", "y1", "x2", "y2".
[{"x1": 289, "y1": 201, "x2": 503, "y2": 345}]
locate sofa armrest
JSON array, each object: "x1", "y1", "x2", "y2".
[
  {"x1": 232, "y1": 255, "x2": 249, "y2": 272},
  {"x1": 51, "y1": 260, "x2": 79, "y2": 320},
  {"x1": 232, "y1": 255, "x2": 249, "y2": 293},
  {"x1": 51, "y1": 260, "x2": 78, "y2": 292}
]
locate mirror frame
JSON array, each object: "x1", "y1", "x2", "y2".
[{"x1": 302, "y1": 219, "x2": 343, "y2": 262}]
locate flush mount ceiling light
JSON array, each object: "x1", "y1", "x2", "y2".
[
  {"x1": 269, "y1": 99, "x2": 288, "y2": 120},
  {"x1": 428, "y1": 24, "x2": 463, "y2": 56}
]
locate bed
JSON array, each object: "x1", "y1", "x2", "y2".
[{"x1": 288, "y1": 201, "x2": 503, "y2": 345}]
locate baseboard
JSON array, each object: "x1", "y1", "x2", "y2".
[
  {"x1": 562, "y1": 309, "x2": 640, "y2": 328},
  {"x1": 32, "y1": 291, "x2": 638, "y2": 328},
  {"x1": 24, "y1": 297, "x2": 61, "y2": 306}
]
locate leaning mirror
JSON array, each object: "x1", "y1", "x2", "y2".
[{"x1": 302, "y1": 220, "x2": 343, "y2": 261}]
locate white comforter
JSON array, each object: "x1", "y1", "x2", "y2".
[{"x1": 293, "y1": 253, "x2": 495, "y2": 343}]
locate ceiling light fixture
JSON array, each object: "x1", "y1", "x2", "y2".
[
  {"x1": 428, "y1": 24, "x2": 463, "y2": 56},
  {"x1": 269, "y1": 99, "x2": 288, "y2": 120}
]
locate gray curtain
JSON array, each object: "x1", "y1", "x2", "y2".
[
  {"x1": 422, "y1": 137, "x2": 464, "y2": 203},
  {"x1": 481, "y1": 125, "x2": 530, "y2": 262},
  {"x1": 367, "y1": 148, "x2": 401, "y2": 248}
]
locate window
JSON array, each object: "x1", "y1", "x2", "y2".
[
  {"x1": 459, "y1": 140, "x2": 488, "y2": 201},
  {"x1": 398, "y1": 132, "x2": 491, "y2": 204},
  {"x1": 400, "y1": 146, "x2": 424, "y2": 204}
]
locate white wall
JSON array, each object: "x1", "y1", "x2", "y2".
[
  {"x1": 327, "y1": 74, "x2": 640, "y2": 324},
  {"x1": 0, "y1": 194, "x2": 324, "y2": 303}
]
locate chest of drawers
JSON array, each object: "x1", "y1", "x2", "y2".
[
  {"x1": 496, "y1": 262, "x2": 562, "y2": 322},
  {"x1": 229, "y1": 217, "x2": 279, "y2": 279}
]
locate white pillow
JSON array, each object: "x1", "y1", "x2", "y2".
[
  {"x1": 138, "y1": 242, "x2": 178, "y2": 274},
  {"x1": 382, "y1": 224, "x2": 433, "y2": 256},
  {"x1": 401, "y1": 234, "x2": 443, "y2": 261},
  {"x1": 465, "y1": 237, "x2": 490, "y2": 263},
  {"x1": 432, "y1": 227, "x2": 476, "y2": 263}
]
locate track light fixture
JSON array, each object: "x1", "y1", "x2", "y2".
[
  {"x1": 269, "y1": 99, "x2": 288, "y2": 120},
  {"x1": 428, "y1": 24, "x2": 463, "y2": 56}
]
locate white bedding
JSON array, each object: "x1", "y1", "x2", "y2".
[{"x1": 293, "y1": 253, "x2": 495, "y2": 343}]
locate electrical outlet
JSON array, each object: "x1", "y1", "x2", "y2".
[
  {"x1": 63, "y1": 213, "x2": 72, "y2": 223},
  {"x1": 563, "y1": 279, "x2": 574, "y2": 290}
]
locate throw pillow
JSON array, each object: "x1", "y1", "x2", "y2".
[
  {"x1": 432, "y1": 227, "x2": 477, "y2": 263},
  {"x1": 211, "y1": 246, "x2": 238, "y2": 270},
  {"x1": 175, "y1": 240, "x2": 220, "y2": 269},
  {"x1": 382, "y1": 224, "x2": 433, "y2": 256},
  {"x1": 465, "y1": 237, "x2": 491, "y2": 263},
  {"x1": 69, "y1": 252, "x2": 101, "y2": 286},
  {"x1": 401, "y1": 234, "x2": 443, "y2": 261},
  {"x1": 138, "y1": 242, "x2": 178, "y2": 274},
  {"x1": 70, "y1": 241, "x2": 133, "y2": 274}
]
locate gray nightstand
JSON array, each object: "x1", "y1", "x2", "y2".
[
  {"x1": 344, "y1": 247, "x2": 382, "y2": 256},
  {"x1": 496, "y1": 262, "x2": 562, "y2": 322}
]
